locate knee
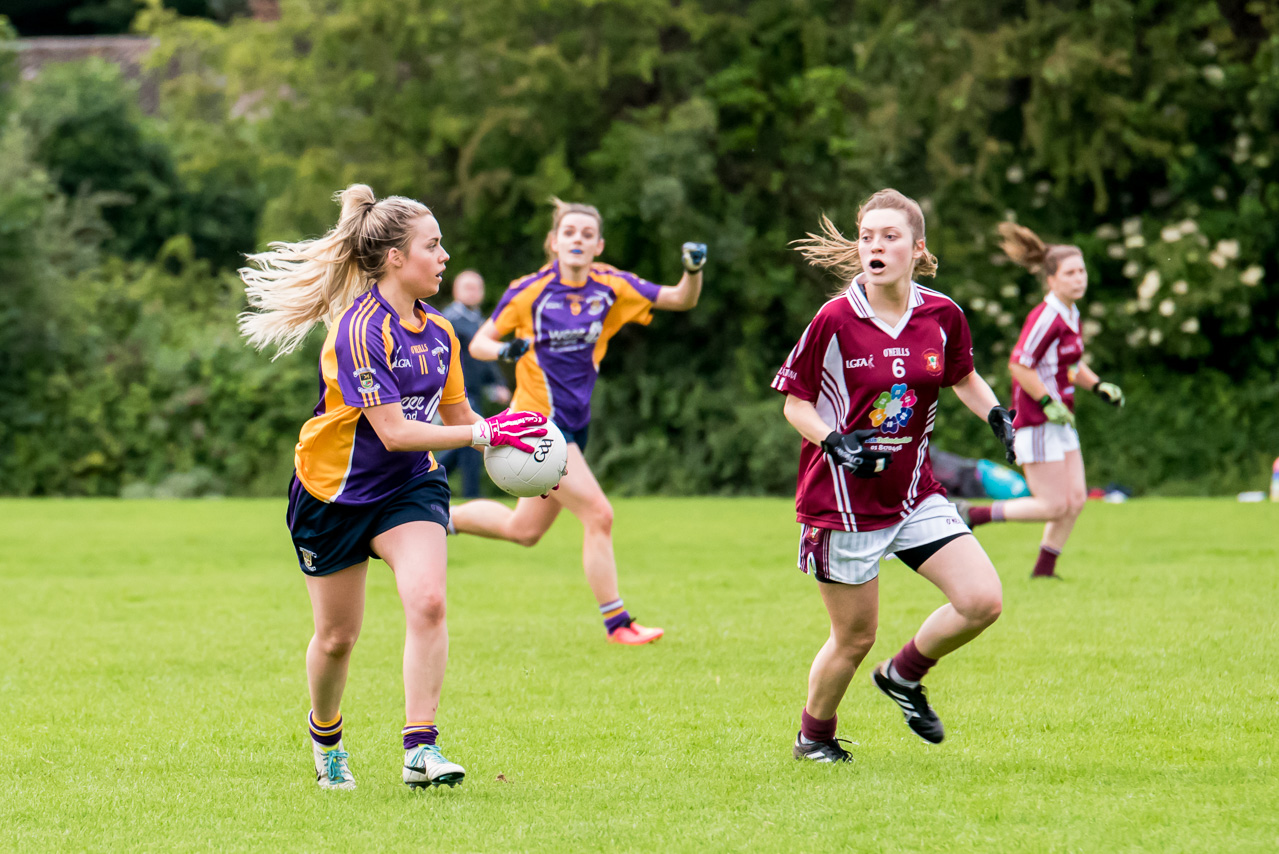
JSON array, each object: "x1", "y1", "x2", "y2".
[
  {"x1": 509, "y1": 528, "x2": 544, "y2": 548},
  {"x1": 314, "y1": 629, "x2": 359, "y2": 660},
  {"x1": 1067, "y1": 493, "x2": 1087, "y2": 517},
  {"x1": 836, "y1": 625, "x2": 877, "y2": 662},
  {"x1": 580, "y1": 499, "x2": 614, "y2": 535},
  {"x1": 406, "y1": 591, "x2": 447, "y2": 628},
  {"x1": 1043, "y1": 496, "x2": 1072, "y2": 520},
  {"x1": 959, "y1": 592, "x2": 1002, "y2": 628}
]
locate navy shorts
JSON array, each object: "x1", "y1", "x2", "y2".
[
  {"x1": 559, "y1": 422, "x2": 589, "y2": 452},
  {"x1": 286, "y1": 469, "x2": 451, "y2": 576}
]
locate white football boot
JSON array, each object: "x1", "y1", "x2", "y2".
[
  {"x1": 403, "y1": 743, "x2": 465, "y2": 788},
  {"x1": 313, "y1": 739, "x2": 356, "y2": 790}
]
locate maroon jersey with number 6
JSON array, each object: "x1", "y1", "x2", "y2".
[{"x1": 771, "y1": 278, "x2": 975, "y2": 532}]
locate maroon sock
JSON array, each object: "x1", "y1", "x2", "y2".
[
  {"x1": 1032, "y1": 545, "x2": 1061, "y2": 577},
  {"x1": 968, "y1": 502, "x2": 1004, "y2": 527},
  {"x1": 891, "y1": 637, "x2": 938, "y2": 683},
  {"x1": 800, "y1": 708, "x2": 837, "y2": 743}
]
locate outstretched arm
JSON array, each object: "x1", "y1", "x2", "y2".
[
  {"x1": 654, "y1": 242, "x2": 707, "y2": 311},
  {"x1": 468, "y1": 319, "x2": 529, "y2": 363}
]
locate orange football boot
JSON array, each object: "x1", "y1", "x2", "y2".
[{"x1": 607, "y1": 621, "x2": 664, "y2": 645}]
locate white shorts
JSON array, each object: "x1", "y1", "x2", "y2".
[
  {"x1": 1014, "y1": 422, "x2": 1080, "y2": 465},
  {"x1": 796, "y1": 494, "x2": 971, "y2": 586}
]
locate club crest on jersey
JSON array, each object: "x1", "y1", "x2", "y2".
[
  {"x1": 923, "y1": 349, "x2": 942, "y2": 375},
  {"x1": 566, "y1": 293, "x2": 585, "y2": 315},
  {"x1": 869, "y1": 383, "x2": 917, "y2": 434},
  {"x1": 431, "y1": 345, "x2": 448, "y2": 375},
  {"x1": 299, "y1": 548, "x2": 318, "y2": 570},
  {"x1": 353, "y1": 367, "x2": 380, "y2": 392},
  {"x1": 586, "y1": 295, "x2": 607, "y2": 315}
]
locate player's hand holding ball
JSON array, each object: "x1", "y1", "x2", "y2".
[
  {"x1": 821, "y1": 428, "x2": 892, "y2": 478},
  {"x1": 986, "y1": 405, "x2": 1017, "y2": 465},
  {"x1": 481, "y1": 415, "x2": 568, "y2": 498},
  {"x1": 681, "y1": 242, "x2": 708, "y2": 272},
  {"x1": 471, "y1": 410, "x2": 547, "y2": 454},
  {"x1": 498, "y1": 338, "x2": 531, "y2": 362},
  {"x1": 1092, "y1": 380, "x2": 1125, "y2": 408},
  {"x1": 1039, "y1": 396, "x2": 1075, "y2": 427}
]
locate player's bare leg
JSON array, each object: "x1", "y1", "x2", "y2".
[
  {"x1": 873, "y1": 535, "x2": 1001, "y2": 744},
  {"x1": 304, "y1": 562, "x2": 368, "y2": 789},
  {"x1": 551, "y1": 443, "x2": 662, "y2": 643},
  {"x1": 794, "y1": 578, "x2": 877, "y2": 762},
  {"x1": 449, "y1": 490, "x2": 563, "y2": 545},
  {"x1": 1037, "y1": 450, "x2": 1087, "y2": 551},
  {"x1": 372, "y1": 521, "x2": 465, "y2": 788},
  {"x1": 807, "y1": 578, "x2": 880, "y2": 719},
  {"x1": 994, "y1": 459, "x2": 1074, "y2": 523}
]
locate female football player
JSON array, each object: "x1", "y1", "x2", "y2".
[
  {"x1": 962, "y1": 224, "x2": 1124, "y2": 579},
  {"x1": 773, "y1": 189, "x2": 1017, "y2": 762},
  {"x1": 239, "y1": 185, "x2": 547, "y2": 790},
  {"x1": 448, "y1": 198, "x2": 707, "y2": 645}
]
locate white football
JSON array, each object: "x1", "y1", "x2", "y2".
[{"x1": 483, "y1": 421, "x2": 568, "y2": 498}]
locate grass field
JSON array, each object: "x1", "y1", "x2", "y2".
[{"x1": 2, "y1": 496, "x2": 1276, "y2": 852}]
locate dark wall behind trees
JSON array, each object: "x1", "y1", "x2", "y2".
[{"x1": 1, "y1": 1, "x2": 1277, "y2": 496}]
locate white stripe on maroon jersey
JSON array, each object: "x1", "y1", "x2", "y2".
[{"x1": 1018, "y1": 306, "x2": 1056, "y2": 366}]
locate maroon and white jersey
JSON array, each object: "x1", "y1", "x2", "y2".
[
  {"x1": 1010, "y1": 293, "x2": 1083, "y2": 429},
  {"x1": 772, "y1": 278, "x2": 975, "y2": 533}
]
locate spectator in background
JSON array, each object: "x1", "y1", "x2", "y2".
[{"x1": 437, "y1": 271, "x2": 511, "y2": 498}]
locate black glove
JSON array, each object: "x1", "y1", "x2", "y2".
[
  {"x1": 497, "y1": 338, "x2": 531, "y2": 362},
  {"x1": 987, "y1": 406, "x2": 1017, "y2": 465},
  {"x1": 821, "y1": 428, "x2": 892, "y2": 478},
  {"x1": 681, "y1": 242, "x2": 708, "y2": 272}
]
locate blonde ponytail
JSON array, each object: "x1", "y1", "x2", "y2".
[
  {"x1": 239, "y1": 184, "x2": 431, "y2": 357},
  {"x1": 794, "y1": 189, "x2": 938, "y2": 287}
]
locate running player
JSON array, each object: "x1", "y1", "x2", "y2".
[
  {"x1": 773, "y1": 189, "x2": 1017, "y2": 762},
  {"x1": 448, "y1": 198, "x2": 707, "y2": 645},
  {"x1": 962, "y1": 224, "x2": 1124, "y2": 579},
  {"x1": 239, "y1": 184, "x2": 547, "y2": 790}
]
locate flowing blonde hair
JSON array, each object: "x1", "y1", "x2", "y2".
[
  {"x1": 997, "y1": 222, "x2": 1082, "y2": 281},
  {"x1": 239, "y1": 184, "x2": 432, "y2": 357},
  {"x1": 543, "y1": 197, "x2": 604, "y2": 263},
  {"x1": 793, "y1": 189, "x2": 939, "y2": 286}
]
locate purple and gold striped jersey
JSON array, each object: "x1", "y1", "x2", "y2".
[
  {"x1": 490, "y1": 260, "x2": 662, "y2": 432},
  {"x1": 294, "y1": 284, "x2": 467, "y2": 505}
]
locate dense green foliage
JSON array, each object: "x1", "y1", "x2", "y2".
[
  {"x1": 1, "y1": 1, "x2": 1277, "y2": 495},
  {"x1": 4, "y1": 497, "x2": 1278, "y2": 849}
]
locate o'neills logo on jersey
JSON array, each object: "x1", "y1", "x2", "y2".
[
  {"x1": 845, "y1": 355, "x2": 874, "y2": 369},
  {"x1": 923, "y1": 349, "x2": 942, "y2": 374},
  {"x1": 883, "y1": 347, "x2": 911, "y2": 357}
]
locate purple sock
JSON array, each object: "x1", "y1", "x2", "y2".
[
  {"x1": 403, "y1": 722, "x2": 438, "y2": 750},
  {"x1": 309, "y1": 710, "x2": 342, "y2": 746},
  {"x1": 600, "y1": 598, "x2": 630, "y2": 634},
  {"x1": 800, "y1": 708, "x2": 837, "y2": 743}
]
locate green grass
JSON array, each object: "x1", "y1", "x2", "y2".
[{"x1": 2, "y1": 497, "x2": 1276, "y2": 852}]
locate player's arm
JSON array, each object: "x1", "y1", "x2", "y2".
[
  {"x1": 1075, "y1": 362, "x2": 1125, "y2": 407},
  {"x1": 468, "y1": 318, "x2": 529, "y2": 363},
  {"x1": 783, "y1": 394, "x2": 890, "y2": 478},
  {"x1": 364, "y1": 403, "x2": 547, "y2": 454},
  {"x1": 654, "y1": 243, "x2": 707, "y2": 311},
  {"x1": 951, "y1": 370, "x2": 1018, "y2": 465},
  {"x1": 438, "y1": 399, "x2": 483, "y2": 427},
  {"x1": 1008, "y1": 361, "x2": 1050, "y2": 403}
]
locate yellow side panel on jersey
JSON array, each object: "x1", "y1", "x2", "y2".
[
  {"x1": 510, "y1": 352, "x2": 553, "y2": 417},
  {"x1": 295, "y1": 327, "x2": 361, "y2": 503},
  {"x1": 591, "y1": 276, "x2": 656, "y2": 367},
  {"x1": 492, "y1": 271, "x2": 555, "y2": 338}
]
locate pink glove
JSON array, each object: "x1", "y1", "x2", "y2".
[{"x1": 471, "y1": 410, "x2": 548, "y2": 454}]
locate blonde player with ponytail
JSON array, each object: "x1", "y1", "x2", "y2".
[
  {"x1": 961, "y1": 224, "x2": 1124, "y2": 579},
  {"x1": 449, "y1": 198, "x2": 707, "y2": 645},
  {"x1": 240, "y1": 185, "x2": 548, "y2": 790}
]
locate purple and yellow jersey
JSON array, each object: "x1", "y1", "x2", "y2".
[
  {"x1": 490, "y1": 260, "x2": 662, "y2": 432},
  {"x1": 294, "y1": 284, "x2": 467, "y2": 505}
]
